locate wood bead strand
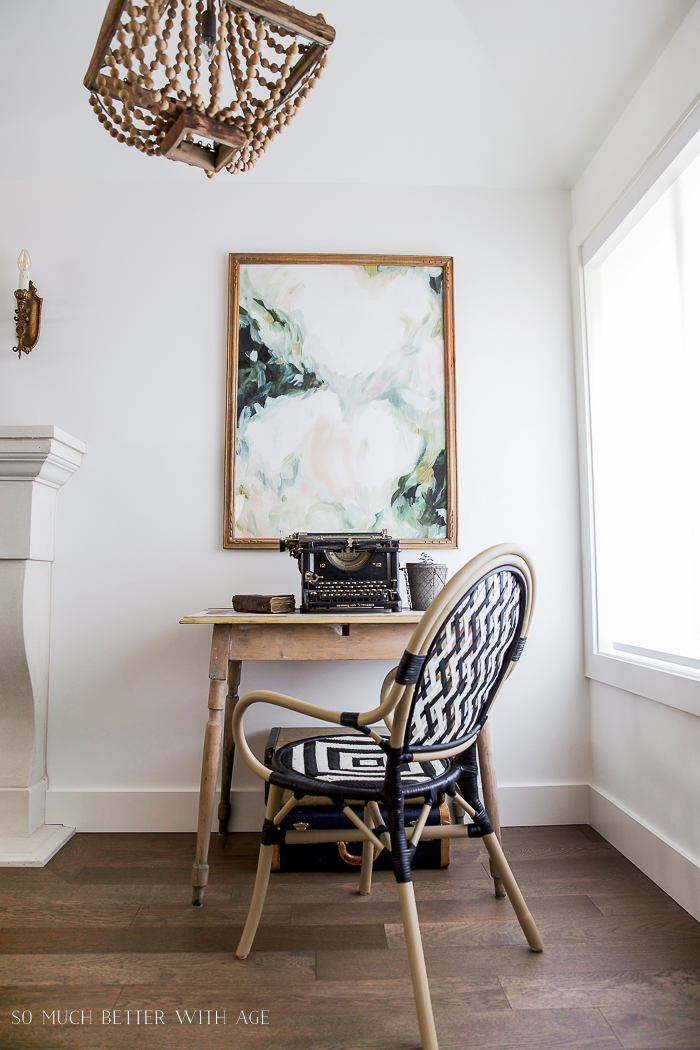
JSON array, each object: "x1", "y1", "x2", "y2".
[{"x1": 206, "y1": 0, "x2": 226, "y2": 116}]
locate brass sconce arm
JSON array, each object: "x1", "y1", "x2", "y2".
[{"x1": 14, "y1": 283, "x2": 43, "y2": 358}]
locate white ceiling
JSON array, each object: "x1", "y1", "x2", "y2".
[{"x1": 0, "y1": 0, "x2": 695, "y2": 187}]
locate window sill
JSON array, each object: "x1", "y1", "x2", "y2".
[{"x1": 585, "y1": 649, "x2": 700, "y2": 718}]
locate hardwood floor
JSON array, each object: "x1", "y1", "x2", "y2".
[{"x1": 1, "y1": 826, "x2": 699, "y2": 1049}]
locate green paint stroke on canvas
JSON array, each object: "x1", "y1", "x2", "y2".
[{"x1": 237, "y1": 292, "x2": 323, "y2": 424}]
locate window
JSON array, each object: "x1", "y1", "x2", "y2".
[{"x1": 583, "y1": 143, "x2": 700, "y2": 677}]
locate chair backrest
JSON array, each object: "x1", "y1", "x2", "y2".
[{"x1": 400, "y1": 546, "x2": 533, "y2": 755}]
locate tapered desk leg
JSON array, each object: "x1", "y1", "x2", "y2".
[
  {"x1": 192, "y1": 624, "x2": 230, "y2": 907},
  {"x1": 477, "y1": 722, "x2": 506, "y2": 898},
  {"x1": 218, "y1": 659, "x2": 241, "y2": 836}
]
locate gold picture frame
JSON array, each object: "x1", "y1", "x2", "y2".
[{"x1": 224, "y1": 254, "x2": 457, "y2": 549}]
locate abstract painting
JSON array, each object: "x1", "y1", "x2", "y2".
[{"x1": 224, "y1": 254, "x2": 456, "y2": 548}]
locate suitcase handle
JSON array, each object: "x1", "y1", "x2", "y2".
[{"x1": 338, "y1": 841, "x2": 380, "y2": 867}]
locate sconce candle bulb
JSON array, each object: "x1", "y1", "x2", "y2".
[{"x1": 17, "y1": 249, "x2": 31, "y2": 291}]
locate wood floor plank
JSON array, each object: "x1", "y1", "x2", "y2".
[
  {"x1": 500, "y1": 842, "x2": 619, "y2": 861},
  {"x1": 498, "y1": 875, "x2": 666, "y2": 898},
  {"x1": 291, "y1": 898, "x2": 514, "y2": 925},
  {"x1": 0, "y1": 923, "x2": 386, "y2": 954},
  {"x1": 527, "y1": 895, "x2": 607, "y2": 918},
  {"x1": 268, "y1": 855, "x2": 488, "y2": 884},
  {"x1": 0, "y1": 885, "x2": 233, "y2": 906},
  {"x1": 0, "y1": 951, "x2": 315, "y2": 985},
  {"x1": 437, "y1": 1006, "x2": 623, "y2": 1049},
  {"x1": 501, "y1": 826, "x2": 601, "y2": 845},
  {"x1": 0, "y1": 870, "x2": 71, "y2": 894},
  {"x1": 0, "y1": 984, "x2": 124, "y2": 1005},
  {"x1": 72, "y1": 834, "x2": 261, "y2": 870},
  {"x1": 589, "y1": 895, "x2": 689, "y2": 918},
  {"x1": 0, "y1": 902, "x2": 140, "y2": 928},
  {"x1": 43, "y1": 834, "x2": 97, "y2": 878},
  {"x1": 579, "y1": 826, "x2": 610, "y2": 844},
  {"x1": 132, "y1": 903, "x2": 292, "y2": 927},
  {"x1": 113, "y1": 983, "x2": 512, "y2": 1018},
  {"x1": 71, "y1": 833, "x2": 196, "y2": 859},
  {"x1": 112, "y1": 974, "x2": 507, "y2": 1003},
  {"x1": 0, "y1": 1029, "x2": 415, "y2": 1050},
  {"x1": 69, "y1": 862, "x2": 258, "y2": 885},
  {"x1": 500, "y1": 968, "x2": 700, "y2": 1011},
  {"x1": 288, "y1": 894, "x2": 602, "y2": 926},
  {"x1": 261, "y1": 873, "x2": 496, "y2": 905},
  {"x1": 385, "y1": 915, "x2": 700, "y2": 950},
  {"x1": 488, "y1": 856, "x2": 645, "y2": 878},
  {"x1": 316, "y1": 943, "x2": 700, "y2": 981},
  {"x1": 601, "y1": 1005, "x2": 700, "y2": 1048},
  {"x1": 386, "y1": 917, "x2": 527, "y2": 949}
]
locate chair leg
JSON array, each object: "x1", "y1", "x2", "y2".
[
  {"x1": 385, "y1": 776, "x2": 439, "y2": 1050},
  {"x1": 482, "y1": 832, "x2": 544, "y2": 952},
  {"x1": 359, "y1": 804, "x2": 374, "y2": 896},
  {"x1": 398, "y1": 881, "x2": 439, "y2": 1050},
  {"x1": 477, "y1": 724, "x2": 506, "y2": 898},
  {"x1": 236, "y1": 784, "x2": 283, "y2": 960}
]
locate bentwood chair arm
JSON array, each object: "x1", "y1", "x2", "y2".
[
  {"x1": 232, "y1": 682, "x2": 407, "y2": 783},
  {"x1": 381, "y1": 667, "x2": 398, "y2": 732}
]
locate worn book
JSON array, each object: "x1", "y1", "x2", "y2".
[{"x1": 232, "y1": 594, "x2": 295, "y2": 614}]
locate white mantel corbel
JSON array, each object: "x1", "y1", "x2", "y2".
[{"x1": 0, "y1": 426, "x2": 86, "y2": 865}]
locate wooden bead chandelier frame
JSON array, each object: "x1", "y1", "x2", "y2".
[{"x1": 84, "y1": 0, "x2": 335, "y2": 177}]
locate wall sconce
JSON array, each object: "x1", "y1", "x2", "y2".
[{"x1": 14, "y1": 250, "x2": 42, "y2": 358}]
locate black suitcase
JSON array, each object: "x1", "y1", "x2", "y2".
[{"x1": 264, "y1": 727, "x2": 450, "y2": 872}]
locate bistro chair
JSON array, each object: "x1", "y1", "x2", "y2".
[{"x1": 232, "y1": 544, "x2": 543, "y2": 1050}]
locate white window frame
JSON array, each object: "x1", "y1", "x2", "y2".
[{"x1": 572, "y1": 92, "x2": 700, "y2": 719}]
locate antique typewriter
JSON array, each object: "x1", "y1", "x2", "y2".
[{"x1": 280, "y1": 532, "x2": 402, "y2": 613}]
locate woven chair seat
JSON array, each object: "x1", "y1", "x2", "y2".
[{"x1": 270, "y1": 734, "x2": 454, "y2": 800}]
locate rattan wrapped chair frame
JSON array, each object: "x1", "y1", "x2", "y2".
[{"x1": 232, "y1": 544, "x2": 543, "y2": 1050}]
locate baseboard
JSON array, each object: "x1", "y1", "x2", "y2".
[
  {"x1": 0, "y1": 824, "x2": 75, "y2": 867},
  {"x1": 497, "y1": 784, "x2": 589, "y2": 826},
  {"x1": 45, "y1": 789, "x2": 265, "y2": 833},
  {"x1": 46, "y1": 784, "x2": 589, "y2": 834},
  {"x1": 589, "y1": 786, "x2": 700, "y2": 922}
]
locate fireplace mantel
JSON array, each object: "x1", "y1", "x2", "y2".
[{"x1": 0, "y1": 426, "x2": 85, "y2": 865}]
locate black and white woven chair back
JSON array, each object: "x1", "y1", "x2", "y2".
[{"x1": 406, "y1": 566, "x2": 527, "y2": 755}]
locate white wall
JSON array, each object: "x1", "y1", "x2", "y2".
[
  {"x1": 571, "y1": 1, "x2": 700, "y2": 919},
  {"x1": 0, "y1": 5, "x2": 587, "y2": 832}
]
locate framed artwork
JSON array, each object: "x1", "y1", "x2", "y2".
[{"x1": 224, "y1": 254, "x2": 457, "y2": 549}]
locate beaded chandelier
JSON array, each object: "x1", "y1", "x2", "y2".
[{"x1": 84, "y1": 0, "x2": 335, "y2": 177}]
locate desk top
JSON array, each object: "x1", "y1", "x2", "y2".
[{"x1": 180, "y1": 608, "x2": 424, "y2": 626}]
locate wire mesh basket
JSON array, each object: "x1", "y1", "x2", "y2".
[{"x1": 403, "y1": 556, "x2": 448, "y2": 611}]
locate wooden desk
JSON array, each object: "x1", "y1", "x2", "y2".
[{"x1": 180, "y1": 609, "x2": 503, "y2": 905}]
